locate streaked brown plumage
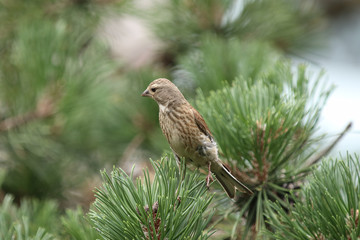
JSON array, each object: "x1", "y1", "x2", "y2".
[{"x1": 141, "y1": 78, "x2": 252, "y2": 198}]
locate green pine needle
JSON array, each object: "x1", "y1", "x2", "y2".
[
  {"x1": 0, "y1": 195, "x2": 57, "y2": 240},
  {"x1": 195, "y1": 62, "x2": 332, "y2": 237},
  {"x1": 267, "y1": 154, "x2": 360, "y2": 239},
  {"x1": 90, "y1": 154, "x2": 214, "y2": 240}
]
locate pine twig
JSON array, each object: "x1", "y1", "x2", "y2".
[
  {"x1": 0, "y1": 112, "x2": 37, "y2": 132},
  {"x1": 120, "y1": 133, "x2": 145, "y2": 163},
  {"x1": 305, "y1": 122, "x2": 352, "y2": 168},
  {"x1": 0, "y1": 96, "x2": 56, "y2": 133}
]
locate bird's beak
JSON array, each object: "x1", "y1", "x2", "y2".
[{"x1": 141, "y1": 89, "x2": 151, "y2": 97}]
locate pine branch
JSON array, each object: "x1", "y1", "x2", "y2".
[
  {"x1": 120, "y1": 133, "x2": 145, "y2": 163},
  {"x1": 195, "y1": 62, "x2": 334, "y2": 237},
  {"x1": 90, "y1": 154, "x2": 213, "y2": 240},
  {"x1": 267, "y1": 154, "x2": 360, "y2": 239},
  {"x1": 304, "y1": 122, "x2": 352, "y2": 167},
  {"x1": 61, "y1": 207, "x2": 101, "y2": 240},
  {"x1": 0, "y1": 95, "x2": 55, "y2": 132},
  {"x1": 0, "y1": 195, "x2": 58, "y2": 240}
]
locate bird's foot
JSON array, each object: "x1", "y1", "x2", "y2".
[{"x1": 206, "y1": 171, "x2": 214, "y2": 188}]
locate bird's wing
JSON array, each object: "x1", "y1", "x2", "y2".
[{"x1": 191, "y1": 107, "x2": 213, "y2": 141}]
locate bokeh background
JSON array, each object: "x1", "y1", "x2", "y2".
[{"x1": 0, "y1": 0, "x2": 359, "y2": 238}]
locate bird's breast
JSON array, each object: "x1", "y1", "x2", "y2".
[
  {"x1": 159, "y1": 106, "x2": 217, "y2": 162},
  {"x1": 160, "y1": 107, "x2": 191, "y2": 148}
]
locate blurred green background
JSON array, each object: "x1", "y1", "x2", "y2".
[{"x1": 0, "y1": 0, "x2": 359, "y2": 239}]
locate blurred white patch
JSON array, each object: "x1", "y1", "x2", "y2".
[
  {"x1": 295, "y1": 9, "x2": 360, "y2": 154},
  {"x1": 98, "y1": 15, "x2": 164, "y2": 69}
]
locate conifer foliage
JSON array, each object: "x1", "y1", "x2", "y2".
[
  {"x1": 195, "y1": 61, "x2": 332, "y2": 237},
  {"x1": 90, "y1": 155, "x2": 213, "y2": 240},
  {"x1": 267, "y1": 154, "x2": 360, "y2": 240},
  {"x1": 0, "y1": 0, "x2": 356, "y2": 239}
]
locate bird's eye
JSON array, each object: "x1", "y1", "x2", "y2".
[{"x1": 151, "y1": 88, "x2": 157, "y2": 92}]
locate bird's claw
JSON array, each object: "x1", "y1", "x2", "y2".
[{"x1": 206, "y1": 172, "x2": 214, "y2": 188}]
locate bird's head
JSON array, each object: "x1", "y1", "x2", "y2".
[{"x1": 141, "y1": 78, "x2": 185, "y2": 106}]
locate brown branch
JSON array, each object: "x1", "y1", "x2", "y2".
[
  {"x1": 0, "y1": 111, "x2": 37, "y2": 132},
  {"x1": 120, "y1": 133, "x2": 145, "y2": 163},
  {"x1": 304, "y1": 122, "x2": 352, "y2": 168},
  {"x1": 0, "y1": 96, "x2": 56, "y2": 133}
]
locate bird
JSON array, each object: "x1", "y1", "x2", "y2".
[{"x1": 141, "y1": 78, "x2": 253, "y2": 198}]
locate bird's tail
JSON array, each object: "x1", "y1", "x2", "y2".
[{"x1": 214, "y1": 165, "x2": 253, "y2": 198}]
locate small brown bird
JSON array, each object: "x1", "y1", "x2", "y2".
[{"x1": 142, "y1": 78, "x2": 253, "y2": 198}]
